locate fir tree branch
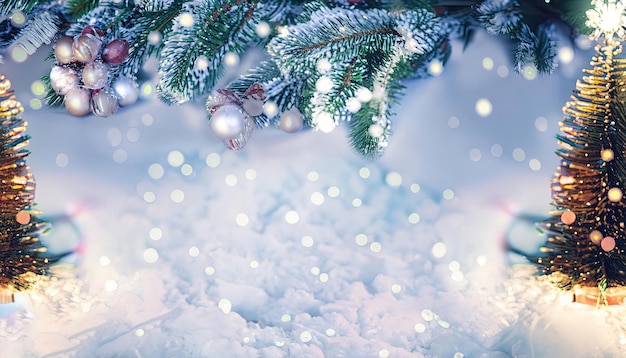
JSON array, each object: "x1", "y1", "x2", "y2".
[
  {"x1": 157, "y1": 0, "x2": 264, "y2": 104},
  {"x1": 0, "y1": 0, "x2": 48, "y2": 16},
  {"x1": 12, "y1": 9, "x2": 64, "y2": 55},
  {"x1": 65, "y1": 0, "x2": 100, "y2": 19}
]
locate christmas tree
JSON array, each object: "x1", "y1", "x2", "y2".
[
  {"x1": 0, "y1": 0, "x2": 596, "y2": 157},
  {"x1": 535, "y1": 0, "x2": 626, "y2": 304},
  {"x1": 0, "y1": 74, "x2": 50, "y2": 302}
]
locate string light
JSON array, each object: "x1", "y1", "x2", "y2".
[{"x1": 586, "y1": 0, "x2": 626, "y2": 39}]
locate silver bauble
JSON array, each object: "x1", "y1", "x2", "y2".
[
  {"x1": 82, "y1": 62, "x2": 108, "y2": 89},
  {"x1": 64, "y1": 87, "x2": 91, "y2": 116},
  {"x1": 112, "y1": 77, "x2": 139, "y2": 107},
  {"x1": 72, "y1": 34, "x2": 102, "y2": 63},
  {"x1": 225, "y1": 116, "x2": 255, "y2": 150},
  {"x1": 54, "y1": 36, "x2": 74, "y2": 64},
  {"x1": 91, "y1": 90, "x2": 119, "y2": 117},
  {"x1": 209, "y1": 104, "x2": 246, "y2": 139},
  {"x1": 50, "y1": 66, "x2": 79, "y2": 95},
  {"x1": 279, "y1": 108, "x2": 304, "y2": 133}
]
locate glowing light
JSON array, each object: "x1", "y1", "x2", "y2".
[
  {"x1": 301, "y1": 235, "x2": 314, "y2": 247},
  {"x1": 379, "y1": 349, "x2": 390, "y2": 358},
  {"x1": 205, "y1": 266, "x2": 215, "y2": 276},
  {"x1": 512, "y1": 148, "x2": 526, "y2": 161},
  {"x1": 586, "y1": 0, "x2": 626, "y2": 39},
  {"x1": 477, "y1": 255, "x2": 487, "y2": 266},
  {"x1": 170, "y1": 189, "x2": 184, "y2": 203},
  {"x1": 224, "y1": 52, "x2": 239, "y2": 67},
  {"x1": 442, "y1": 189, "x2": 455, "y2": 200},
  {"x1": 143, "y1": 248, "x2": 159, "y2": 263},
  {"x1": 31, "y1": 81, "x2": 46, "y2": 96},
  {"x1": 432, "y1": 242, "x2": 447, "y2": 257},
  {"x1": 127, "y1": 128, "x2": 140, "y2": 142},
  {"x1": 522, "y1": 65, "x2": 538, "y2": 80},
  {"x1": 281, "y1": 314, "x2": 291, "y2": 322},
  {"x1": 194, "y1": 56, "x2": 209, "y2": 71},
  {"x1": 451, "y1": 271, "x2": 464, "y2": 282},
  {"x1": 352, "y1": 198, "x2": 362, "y2": 207},
  {"x1": 10, "y1": 10, "x2": 26, "y2": 27},
  {"x1": 391, "y1": 284, "x2": 402, "y2": 293},
  {"x1": 356, "y1": 87, "x2": 373, "y2": 102},
  {"x1": 560, "y1": 210, "x2": 576, "y2": 225},
  {"x1": 310, "y1": 192, "x2": 324, "y2": 205},
  {"x1": 307, "y1": 171, "x2": 320, "y2": 182},
  {"x1": 589, "y1": 230, "x2": 604, "y2": 245},
  {"x1": 99, "y1": 256, "x2": 111, "y2": 266},
  {"x1": 601, "y1": 236, "x2": 617, "y2": 251},
  {"x1": 315, "y1": 112, "x2": 335, "y2": 133},
  {"x1": 316, "y1": 58, "x2": 331, "y2": 73},
  {"x1": 15, "y1": 210, "x2": 30, "y2": 224},
  {"x1": 11, "y1": 47, "x2": 27, "y2": 63},
  {"x1": 113, "y1": 149, "x2": 127, "y2": 163},
  {"x1": 497, "y1": 65, "x2": 509, "y2": 78},
  {"x1": 255, "y1": 21, "x2": 271, "y2": 38},
  {"x1": 560, "y1": 175, "x2": 575, "y2": 185},
  {"x1": 370, "y1": 242, "x2": 382, "y2": 253},
  {"x1": 319, "y1": 273, "x2": 329, "y2": 282},
  {"x1": 225, "y1": 174, "x2": 238, "y2": 186},
  {"x1": 491, "y1": 144, "x2": 503, "y2": 157},
  {"x1": 529, "y1": 159, "x2": 541, "y2": 171},
  {"x1": 475, "y1": 98, "x2": 493, "y2": 117},
  {"x1": 300, "y1": 331, "x2": 312, "y2": 343},
  {"x1": 147, "y1": 31, "x2": 162, "y2": 45},
  {"x1": 448, "y1": 116, "x2": 460, "y2": 128},
  {"x1": 608, "y1": 187, "x2": 623, "y2": 202},
  {"x1": 448, "y1": 261, "x2": 461, "y2": 271},
  {"x1": 482, "y1": 57, "x2": 494, "y2": 70},
  {"x1": 428, "y1": 60, "x2": 444, "y2": 76},
  {"x1": 469, "y1": 148, "x2": 481, "y2": 162},
  {"x1": 205, "y1": 153, "x2": 221, "y2": 167},
  {"x1": 421, "y1": 309, "x2": 434, "y2": 321},
  {"x1": 385, "y1": 172, "x2": 402, "y2": 187},
  {"x1": 346, "y1": 97, "x2": 362, "y2": 113},
  {"x1": 105, "y1": 280, "x2": 118, "y2": 292},
  {"x1": 285, "y1": 210, "x2": 300, "y2": 224},
  {"x1": 188, "y1": 246, "x2": 200, "y2": 257},
  {"x1": 29, "y1": 98, "x2": 42, "y2": 110},
  {"x1": 218, "y1": 298, "x2": 231, "y2": 314},
  {"x1": 135, "y1": 329, "x2": 145, "y2": 337},
  {"x1": 558, "y1": 47, "x2": 574, "y2": 64},
  {"x1": 250, "y1": 260, "x2": 259, "y2": 269},
  {"x1": 408, "y1": 213, "x2": 421, "y2": 224},
  {"x1": 327, "y1": 186, "x2": 340, "y2": 197},
  {"x1": 141, "y1": 113, "x2": 154, "y2": 126},
  {"x1": 178, "y1": 13, "x2": 194, "y2": 27},
  {"x1": 263, "y1": 101, "x2": 278, "y2": 118},
  {"x1": 414, "y1": 323, "x2": 426, "y2": 333},
  {"x1": 359, "y1": 167, "x2": 371, "y2": 178},
  {"x1": 368, "y1": 123, "x2": 385, "y2": 138},
  {"x1": 311, "y1": 266, "x2": 320, "y2": 275},
  {"x1": 167, "y1": 151, "x2": 184, "y2": 167},
  {"x1": 355, "y1": 233, "x2": 368, "y2": 246},
  {"x1": 56, "y1": 153, "x2": 69, "y2": 167},
  {"x1": 245, "y1": 169, "x2": 257, "y2": 180},
  {"x1": 143, "y1": 191, "x2": 155, "y2": 203},
  {"x1": 236, "y1": 213, "x2": 249, "y2": 227},
  {"x1": 535, "y1": 116, "x2": 548, "y2": 132},
  {"x1": 180, "y1": 164, "x2": 193, "y2": 176},
  {"x1": 149, "y1": 227, "x2": 162, "y2": 240},
  {"x1": 326, "y1": 328, "x2": 336, "y2": 336},
  {"x1": 410, "y1": 183, "x2": 421, "y2": 193},
  {"x1": 602, "y1": 149, "x2": 615, "y2": 161}
]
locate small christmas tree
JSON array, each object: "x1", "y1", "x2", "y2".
[
  {"x1": 0, "y1": 74, "x2": 50, "y2": 302},
  {"x1": 536, "y1": 0, "x2": 626, "y2": 304}
]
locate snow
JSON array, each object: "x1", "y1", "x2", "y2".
[{"x1": 2, "y1": 29, "x2": 626, "y2": 357}]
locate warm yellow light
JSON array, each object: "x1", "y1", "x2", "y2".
[
  {"x1": 586, "y1": 0, "x2": 626, "y2": 39},
  {"x1": 601, "y1": 148, "x2": 615, "y2": 161},
  {"x1": 608, "y1": 187, "x2": 623, "y2": 202}
]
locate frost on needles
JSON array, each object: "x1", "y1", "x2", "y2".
[{"x1": 0, "y1": 0, "x2": 594, "y2": 158}]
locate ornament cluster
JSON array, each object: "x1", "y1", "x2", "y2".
[
  {"x1": 49, "y1": 26, "x2": 139, "y2": 117},
  {"x1": 206, "y1": 84, "x2": 305, "y2": 150}
]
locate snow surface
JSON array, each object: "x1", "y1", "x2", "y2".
[{"x1": 2, "y1": 30, "x2": 626, "y2": 357}]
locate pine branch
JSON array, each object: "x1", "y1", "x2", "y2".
[
  {"x1": 65, "y1": 0, "x2": 100, "y2": 18},
  {"x1": 11, "y1": 8, "x2": 64, "y2": 55},
  {"x1": 0, "y1": 0, "x2": 48, "y2": 16},
  {"x1": 157, "y1": 0, "x2": 264, "y2": 104}
]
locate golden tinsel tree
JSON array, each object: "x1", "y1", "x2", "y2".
[
  {"x1": 0, "y1": 74, "x2": 50, "y2": 302},
  {"x1": 536, "y1": 31, "x2": 626, "y2": 303}
]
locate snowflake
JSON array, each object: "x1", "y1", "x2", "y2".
[{"x1": 586, "y1": 0, "x2": 626, "y2": 40}]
